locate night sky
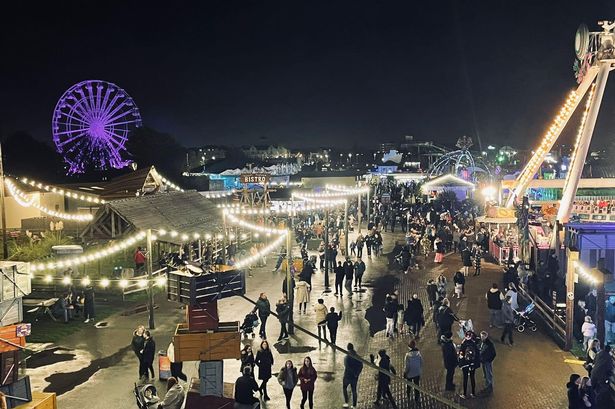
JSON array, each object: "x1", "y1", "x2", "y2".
[{"x1": 2, "y1": 0, "x2": 615, "y2": 150}]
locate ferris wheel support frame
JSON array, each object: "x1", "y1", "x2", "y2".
[{"x1": 504, "y1": 66, "x2": 599, "y2": 208}]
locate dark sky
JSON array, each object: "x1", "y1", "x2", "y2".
[{"x1": 2, "y1": 0, "x2": 615, "y2": 150}]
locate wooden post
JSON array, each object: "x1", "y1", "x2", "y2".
[
  {"x1": 565, "y1": 248, "x2": 578, "y2": 351},
  {"x1": 147, "y1": 229, "x2": 155, "y2": 329}
]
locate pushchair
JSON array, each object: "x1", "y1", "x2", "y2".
[
  {"x1": 514, "y1": 302, "x2": 537, "y2": 333},
  {"x1": 240, "y1": 311, "x2": 260, "y2": 339},
  {"x1": 457, "y1": 319, "x2": 474, "y2": 340},
  {"x1": 134, "y1": 383, "x2": 158, "y2": 408}
]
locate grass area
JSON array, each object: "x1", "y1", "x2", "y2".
[
  {"x1": 570, "y1": 340, "x2": 586, "y2": 359},
  {"x1": 24, "y1": 302, "x2": 124, "y2": 344}
]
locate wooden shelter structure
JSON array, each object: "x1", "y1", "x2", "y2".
[{"x1": 80, "y1": 191, "x2": 223, "y2": 241}]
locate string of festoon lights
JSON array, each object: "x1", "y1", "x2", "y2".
[
  {"x1": 234, "y1": 231, "x2": 287, "y2": 269},
  {"x1": 159, "y1": 176, "x2": 185, "y2": 192},
  {"x1": 36, "y1": 274, "x2": 169, "y2": 290},
  {"x1": 5, "y1": 178, "x2": 94, "y2": 222},
  {"x1": 14, "y1": 177, "x2": 105, "y2": 204},
  {"x1": 561, "y1": 83, "x2": 596, "y2": 192},
  {"x1": 325, "y1": 184, "x2": 370, "y2": 195},
  {"x1": 202, "y1": 190, "x2": 236, "y2": 199},
  {"x1": 291, "y1": 192, "x2": 348, "y2": 203},
  {"x1": 224, "y1": 211, "x2": 287, "y2": 235},
  {"x1": 30, "y1": 231, "x2": 147, "y2": 272},
  {"x1": 516, "y1": 90, "x2": 580, "y2": 188}
]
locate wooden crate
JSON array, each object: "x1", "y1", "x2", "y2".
[
  {"x1": 13, "y1": 392, "x2": 56, "y2": 409},
  {"x1": 0, "y1": 376, "x2": 31, "y2": 409},
  {"x1": 186, "y1": 302, "x2": 219, "y2": 331},
  {"x1": 0, "y1": 350, "x2": 19, "y2": 386},
  {"x1": 185, "y1": 393, "x2": 234, "y2": 409},
  {"x1": 0, "y1": 298, "x2": 23, "y2": 327},
  {"x1": 167, "y1": 268, "x2": 245, "y2": 304},
  {"x1": 173, "y1": 322, "x2": 240, "y2": 361},
  {"x1": 198, "y1": 360, "x2": 223, "y2": 397},
  {"x1": 0, "y1": 325, "x2": 27, "y2": 353}
]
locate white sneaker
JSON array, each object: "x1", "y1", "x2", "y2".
[
  {"x1": 342, "y1": 404, "x2": 349, "y2": 408},
  {"x1": 84, "y1": 319, "x2": 90, "y2": 323}
]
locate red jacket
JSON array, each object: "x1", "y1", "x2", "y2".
[
  {"x1": 134, "y1": 250, "x2": 146, "y2": 264},
  {"x1": 298, "y1": 366, "x2": 317, "y2": 391}
]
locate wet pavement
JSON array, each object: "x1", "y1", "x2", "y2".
[{"x1": 26, "y1": 226, "x2": 585, "y2": 408}]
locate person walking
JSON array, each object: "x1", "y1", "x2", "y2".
[
  {"x1": 134, "y1": 247, "x2": 146, "y2": 272},
  {"x1": 314, "y1": 299, "x2": 328, "y2": 343},
  {"x1": 255, "y1": 340, "x2": 274, "y2": 401},
  {"x1": 240, "y1": 344, "x2": 255, "y2": 377},
  {"x1": 83, "y1": 285, "x2": 95, "y2": 323},
  {"x1": 132, "y1": 325, "x2": 145, "y2": 380},
  {"x1": 500, "y1": 296, "x2": 515, "y2": 346},
  {"x1": 458, "y1": 331, "x2": 480, "y2": 399},
  {"x1": 441, "y1": 332, "x2": 458, "y2": 391},
  {"x1": 581, "y1": 316, "x2": 597, "y2": 351},
  {"x1": 453, "y1": 271, "x2": 465, "y2": 297},
  {"x1": 234, "y1": 366, "x2": 260, "y2": 407},
  {"x1": 342, "y1": 343, "x2": 363, "y2": 409},
  {"x1": 343, "y1": 257, "x2": 354, "y2": 297},
  {"x1": 486, "y1": 283, "x2": 504, "y2": 328},
  {"x1": 478, "y1": 331, "x2": 496, "y2": 394},
  {"x1": 278, "y1": 360, "x2": 298, "y2": 409},
  {"x1": 276, "y1": 297, "x2": 291, "y2": 341},
  {"x1": 426, "y1": 279, "x2": 438, "y2": 308},
  {"x1": 141, "y1": 330, "x2": 156, "y2": 381},
  {"x1": 384, "y1": 295, "x2": 397, "y2": 338},
  {"x1": 256, "y1": 292, "x2": 271, "y2": 339},
  {"x1": 473, "y1": 245, "x2": 483, "y2": 276},
  {"x1": 356, "y1": 235, "x2": 364, "y2": 258},
  {"x1": 334, "y1": 261, "x2": 345, "y2": 296},
  {"x1": 373, "y1": 349, "x2": 398, "y2": 409},
  {"x1": 404, "y1": 294, "x2": 424, "y2": 339},
  {"x1": 461, "y1": 246, "x2": 472, "y2": 276},
  {"x1": 403, "y1": 340, "x2": 423, "y2": 404},
  {"x1": 296, "y1": 280, "x2": 311, "y2": 314},
  {"x1": 325, "y1": 307, "x2": 343, "y2": 345},
  {"x1": 505, "y1": 283, "x2": 519, "y2": 310},
  {"x1": 437, "y1": 298, "x2": 459, "y2": 341},
  {"x1": 354, "y1": 257, "x2": 366, "y2": 290},
  {"x1": 167, "y1": 341, "x2": 187, "y2": 382},
  {"x1": 298, "y1": 357, "x2": 317, "y2": 409},
  {"x1": 436, "y1": 273, "x2": 447, "y2": 298},
  {"x1": 434, "y1": 237, "x2": 445, "y2": 263}
]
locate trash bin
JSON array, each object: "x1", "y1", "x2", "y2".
[{"x1": 158, "y1": 351, "x2": 171, "y2": 381}]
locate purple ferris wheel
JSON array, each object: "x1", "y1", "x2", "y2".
[{"x1": 52, "y1": 80, "x2": 142, "y2": 174}]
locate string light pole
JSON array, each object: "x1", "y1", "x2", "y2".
[
  {"x1": 146, "y1": 229, "x2": 155, "y2": 329},
  {"x1": 324, "y1": 208, "x2": 331, "y2": 291},
  {"x1": 286, "y1": 227, "x2": 295, "y2": 334},
  {"x1": 344, "y1": 199, "x2": 349, "y2": 256},
  {"x1": 0, "y1": 143, "x2": 7, "y2": 258}
]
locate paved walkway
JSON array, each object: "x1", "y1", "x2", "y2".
[{"x1": 26, "y1": 225, "x2": 583, "y2": 409}]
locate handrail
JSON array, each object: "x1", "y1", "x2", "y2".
[{"x1": 517, "y1": 283, "x2": 566, "y2": 344}]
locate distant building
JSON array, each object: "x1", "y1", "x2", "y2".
[
  {"x1": 186, "y1": 145, "x2": 228, "y2": 169},
  {"x1": 242, "y1": 145, "x2": 290, "y2": 160}
]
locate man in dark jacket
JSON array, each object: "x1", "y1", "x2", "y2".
[
  {"x1": 343, "y1": 343, "x2": 363, "y2": 408},
  {"x1": 441, "y1": 333, "x2": 457, "y2": 391},
  {"x1": 354, "y1": 257, "x2": 366, "y2": 289},
  {"x1": 437, "y1": 299, "x2": 459, "y2": 340},
  {"x1": 372, "y1": 349, "x2": 398, "y2": 409},
  {"x1": 325, "y1": 307, "x2": 343, "y2": 345},
  {"x1": 141, "y1": 331, "x2": 156, "y2": 381},
  {"x1": 486, "y1": 283, "x2": 503, "y2": 328},
  {"x1": 343, "y1": 257, "x2": 354, "y2": 296},
  {"x1": 234, "y1": 366, "x2": 259, "y2": 405},
  {"x1": 255, "y1": 293, "x2": 271, "y2": 339},
  {"x1": 478, "y1": 331, "x2": 496, "y2": 394},
  {"x1": 276, "y1": 298, "x2": 290, "y2": 341},
  {"x1": 334, "y1": 261, "x2": 345, "y2": 296},
  {"x1": 426, "y1": 279, "x2": 438, "y2": 308}
]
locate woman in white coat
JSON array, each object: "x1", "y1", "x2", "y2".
[{"x1": 296, "y1": 280, "x2": 311, "y2": 314}]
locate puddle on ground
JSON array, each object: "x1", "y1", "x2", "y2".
[
  {"x1": 43, "y1": 345, "x2": 132, "y2": 395},
  {"x1": 26, "y1": 347, "x2": 76, "y2": 369},
  {"x1": 273, "y1": 342, "x2": 317, "y2": 354},
  {"x1": 364, "y1": 275, "x2": 399, "y2": 336}
]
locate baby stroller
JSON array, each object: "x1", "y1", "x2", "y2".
[
  {"x1": 134, "y1": 383, "x2": 158, "y2": 408},
  {"x1": 240, "y1": 311, "x2": 260, "y2": 339},
  {"x1": 514, "y1": 302, "x2": 537, "y2": 333},
  {"x1": 457, "y1": 319, "x2": 474, "y2": 340}
]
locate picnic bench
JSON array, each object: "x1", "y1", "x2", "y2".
[{"x1": 22, "y1": 298, "x2": 59, "y2": 322}]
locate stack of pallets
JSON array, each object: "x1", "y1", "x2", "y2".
[{"x1": 167, "y1": 266, "x2": 246, "y2": 409}]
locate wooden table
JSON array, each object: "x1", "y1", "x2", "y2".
[{"x1": 22, "y1": 298, "x2": 59, "y2": 322}]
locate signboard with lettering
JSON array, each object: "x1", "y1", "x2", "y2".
[{"x1": 240, "y1": 173, "x2": 270, "y2": 184}]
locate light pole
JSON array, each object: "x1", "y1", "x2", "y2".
[
  {"x1": 286, "y1": 228, "x2": 294, "y2": 334},
  {"x1": 0, "y1": 143, "x2": 8, "y2": 259}
]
